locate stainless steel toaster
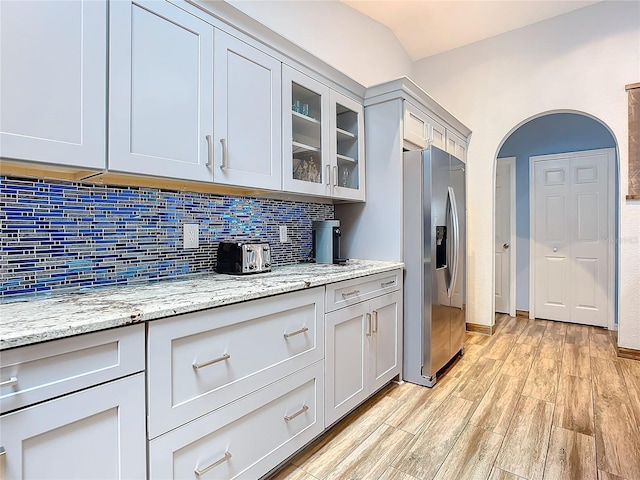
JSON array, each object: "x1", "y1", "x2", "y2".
[{"x1": 216, "y1": 241, "x2": 271, "y2": 274}]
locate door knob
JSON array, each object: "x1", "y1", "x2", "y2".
[
  {"x1": 553, "y1": 247, "x2": 558, "y2": 253},
  {"x1": 503, "y1": 243, "x2": 509, "y2": 249}
]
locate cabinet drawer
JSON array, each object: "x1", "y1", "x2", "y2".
[
  {"x1": 325, "y1": 269, "x2": 402, "y2": 313},
  {"x1": 149, "y1": 361, "x2": 324, "y2": 480},
  {"x1": 147, "y1": 287, "x2": 324, "y2": 438},
  {"x1": 0, "y1": 324, "x2": 145, "y2": 414}
]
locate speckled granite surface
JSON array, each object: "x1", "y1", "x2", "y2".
[{"x1": 0, "y1": 260, "x2": 403, "y2": 350}]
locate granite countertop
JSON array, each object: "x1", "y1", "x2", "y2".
[{"x1": 0, "y1": 259, "x2": 404, "y2": 350}]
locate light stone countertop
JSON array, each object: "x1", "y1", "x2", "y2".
[{"x1": 0, "y1": 259, "x2": 404, "y2": 350}]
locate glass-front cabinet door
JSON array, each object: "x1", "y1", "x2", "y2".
[
  {"x1": 330, "y1": 91, "x2": 365, "y2": 202},
  {"x1": 282, "y1": 66, "x2": 330, "y2": 196}
]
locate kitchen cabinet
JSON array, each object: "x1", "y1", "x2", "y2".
[
  {"x1": 283, "y1": 66, "x2": 365, "y2": 201},
  {"x1": 331, "y1": 91, "x2": 366, "y2": 201},
  {"x1": 0, "y1": 325, "x2": 146, "y2": 479},
  {"x1": 108, "y1": 0, "x2": 214, "y2": 181},
  {"x1": 0, "y1": 0, "x2": 107, "y2": 169},
  {"x1": 403, "y1": 101, "x2": 446, "y2": 151},
  {"x1": 147, "y1": 287, "x2": 324, "y2": 439},
  {"x1": 149, "y1": 361, "x2": 323, "y2": 479},
  {"x1": 213, "y1": 30, "x2": 282, "y2": 190},
  {"x1": 446, "y1": 129, "x2": 468, "y2": 162},
  {"x1": 282, "y1": 66, "x2": 331, "y2": 196},
  {"x1": 324, "y1": 270, "x2": 402, "y2": 426}
]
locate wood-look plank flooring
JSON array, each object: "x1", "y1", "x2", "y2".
[{"x1": 268, "y1": 315, "x2": 640, "y2": 480}]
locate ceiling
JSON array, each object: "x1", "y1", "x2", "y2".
[{"x1": 340, "y1": 0, "x2": 601, "y2": 61}]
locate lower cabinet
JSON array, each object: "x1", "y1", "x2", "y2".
[
  {"x1": 0, "y1": 373, "x2": 146, "y2": 479},
  {"x1": 149, "y1": 361, "x2": 324, "y2": 479},
  {"x1": 325, "y1": 288, "x2": 403, "y2": 426}
]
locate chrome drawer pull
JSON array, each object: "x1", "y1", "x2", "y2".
[
  {"x1": 194, "y1": 451, "x2": 232, "y2": 476},
  {"x1": 0, "y1": 377, "x2": 17, "y2": 388},
  {"x1": 284, "y1": 404, "x2": 309, "y2": 421},
  {"x1": 192, "y1": 353, "x2": 230, "y2": 370},
  {"x1": 284, "y1": 327, "x2": 309, "y2": 338},
  {"x1": 381, "y1": 280, "x2": 395, "y2": 288},
  {"x1": 341, "y1": 289, "x2": 360, "y2": 299}
]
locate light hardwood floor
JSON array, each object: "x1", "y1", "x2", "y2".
[{"x1": 269, "y1": 315, "x2": 640, "y2": 480}]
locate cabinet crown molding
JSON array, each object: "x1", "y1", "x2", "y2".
[{"x1": 365, "y1": 76, "x2": 471, "y2": 139}]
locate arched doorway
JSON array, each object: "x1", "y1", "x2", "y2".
[{"x1": 493, "y1": 111, "x2": 619, "y2": 329}]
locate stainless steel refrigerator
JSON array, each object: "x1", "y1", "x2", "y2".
[{"x1": 403, "y1": 146, "x2": 466, "y2": 387}]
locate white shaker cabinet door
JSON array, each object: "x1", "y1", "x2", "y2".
[
  {"x1": 108, "y1": 0, "x2": 214, "y2": 181},
  {"x1": 369, "y1": 291, "x2": 402, "y2": 392},
  {"x1": 325, "y1": 302, "x2": 370, "y2": 427},
  {"x1": 0, "y1": 0, "x2": 106, "y2": 169},
  {"x1": 0, "y1": 373, "x2": 146, "y2": 480},
  {"x1": 213, "y1": 30, "x2": 282, "y2": 190}
]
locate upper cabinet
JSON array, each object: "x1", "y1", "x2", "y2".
[
  {"x1": 403, "y1": 101, "x2": 445, "y2": 151},
  {"x1": 283, "y1": 66, "x2": 365, "y2": 201},
  {"x1": 213, "y1": 31, "x2": 282, "y2": 190},
  {"x1": 282, "y1": 66, "x2": 331, "y2": 196},
  {"x1": 108, "y1": 0, "x2": 214, "y2": 182},
  {"x1": 446, "y1": 130, "x2": 468, "y2": 162},
  {"x1": 0, "y1": 0, "x2": 107, "y2": 169}
]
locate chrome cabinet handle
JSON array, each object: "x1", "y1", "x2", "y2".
[
  {"x1": 220, "y1": 138, "x2": 228, "y2": 170},
  {"x1": 381, "y1": 280, "x2": 395, "y2": 288},
  {"x1": 284, "y1": 404, "x2": 309, "y2": 421},
  {"x1": 194, "y1": 451, "x2": 231, "y2": 476},
  {"x1": 326, "y1": 165, "x2": 331, "y2": 186},
  {"x1": 333, "y1": 166, "x2": 338, "y2": 187},
  {"x1": 192, "y1": 353, "x2": 230, "y2": 370},
  {"x1": 284, "y1": 327, "x2": 309, "y2": 338},
  {"x1": 0, "y1": 377, "x2": 17, "y2": 388},
  {"x1": 373, "y1": 310, "x2": 379, "y2": 333},
  {"x1": 205, "y1": 135, "x2": 213, "y2": 168},
  {"x1": 366, "y1": 313, "x2": 372, "y2": 336},
  {"x1": 341, "y1": 289, "x2": 360, "y2": 299}
]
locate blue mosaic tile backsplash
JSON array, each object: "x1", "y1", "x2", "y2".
[{"x1": 0, "y1": 176, "x2": 333, "y2": 298}]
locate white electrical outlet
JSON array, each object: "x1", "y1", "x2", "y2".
[
  {"x1": 183, "y1": 223, "x2": 199, "y2": 249},
  {"x1": 279, "y1": 225, "x2": 288, "y2": 243}
]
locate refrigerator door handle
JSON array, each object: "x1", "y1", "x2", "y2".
[{"x1": 447, "y1": 186, "x2": 460, "y2": 298}]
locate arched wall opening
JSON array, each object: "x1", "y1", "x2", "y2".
[{"x1": 493, "y1": 111, "x2": 619, "y2": 323}]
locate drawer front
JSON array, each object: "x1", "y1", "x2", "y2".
[
  {"x1": 0, "y1": 324, "x2": 145, "y2": 414},
  {"x1": 149, "y1": 361, "x2": 324, "y2": 480},
  {"x1": 325, "y1": 269, "x2": 402, "y2": 313},
  {"x1": 147, "y1": 287, "x2": 324, "y2": 438}
]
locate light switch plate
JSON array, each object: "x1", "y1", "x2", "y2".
[
  {"x1": 279, "y1": 225, "x2": 288, "y2": 243},
  {"x1": 183, "y1": 223, "x2": 199, "y2": 249}
]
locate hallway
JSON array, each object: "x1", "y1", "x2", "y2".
[{"x1": 271, "y1": 315, "x2": 640, "y2": 480}]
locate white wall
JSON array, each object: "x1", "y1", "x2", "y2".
[
  {"x1": 224, "y1": 0, "x2": 412, "y2": 87},
  {"x1": 412, "y1": 1, "x2": 640, "y2": 349}
]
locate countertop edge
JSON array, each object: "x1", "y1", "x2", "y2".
[{"x1": 1, "y1": 261, "x2": 404, "y2": 350}]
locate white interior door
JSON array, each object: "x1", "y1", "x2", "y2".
[
  {"x1": 495, "y1": 157, "x2": 515, "y2": 316},
  {"x1": 531, "y1": 149, "x2": 614, "y2": 327}
]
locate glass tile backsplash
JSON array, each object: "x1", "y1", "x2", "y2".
[{"x1": 0, "y1": 176, "x2": 333, "y2": 298}]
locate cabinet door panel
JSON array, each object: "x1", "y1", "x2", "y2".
[
  {"x1": 370, "y1": 291, "x2": 402, "y2": 392},
  {"x1": 282, "y1": 66, "x2": 331, "y2": 196},
  {"x1": 330, "y1": 91, "x2": 365, "y2": 201},
  {"x1": 325, "y1": 303, "x2": 369, "y2": 426},
  {"x1": 0, "y1": 0, "x2": 106, "y2": 168},
  {"x1": 214, "y1": 31, "x2": 282, "y2": 190},
  {"x1": 0, "y1": 374, "x2": 146, "y2": 479},
  {"x1": 109, "y1": 0, "x2": 213, "y2": 181}
]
